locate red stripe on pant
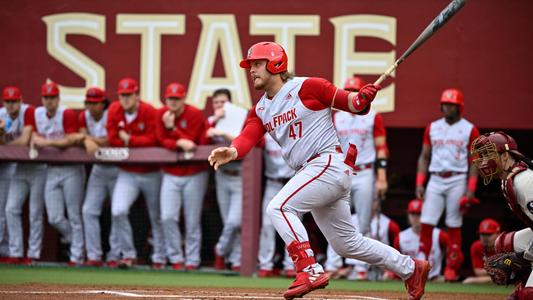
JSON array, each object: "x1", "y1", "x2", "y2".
[{"x1": 280, "y1": 155, "x2": 332, "y2": 242}]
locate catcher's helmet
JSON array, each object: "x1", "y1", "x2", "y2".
[
  {"x1": 471, "y1": 131, "x2": 524, "y2": 185},
  {"x1": 239, "y1": 42, "x2": 288, "y2": 74},
  {"x1": 440, "y1": 88, "x2": 464, "y2": 112}
]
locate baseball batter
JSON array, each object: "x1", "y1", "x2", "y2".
[
  {"x1": 157, "y1": 83, "x2": 210, "y2": 270},
  {"x1": 208, "y1": 41, "x2": 430, "y2": 300},
  {"x1": 79, "y1": 87, "x2": 120, "y2": 266},
  {"x1": 207, "y1": 88, "x2": 243, "y2": 271},
  {"x1": 32, "y1": 82, "x2": 86, "y2": 265},
  {"x1": 462, "y1": 218, "x2": 499, "y2": 284},
  {"x1": 396, "y1": 199, "x2": 449, "y2": 281},
  {"x1": 257, "y1": 133, "x2": 295, "y2": 277},
  {"x1": 470, "y1": 131, "x2": 533, "y2": 299},
  {"x1": 106, "y1": 78, "x2": 165, "y2": 268},
  {"x1": 1, "y1": 86, "x2": 46, "y2": 264},
  {"x1": 415, "y1": 88, "x2": 479, "y2": 281}
]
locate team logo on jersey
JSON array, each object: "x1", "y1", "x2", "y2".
[
  {"x1": 180, "y1": 119, "x2": 187, "y2": 129},
  {"x1": 138, "y1": 123, "x2": 144, "y2": 130},
  {"x1": 527, "y1": 201, "x2": 533, "y2": 214}
]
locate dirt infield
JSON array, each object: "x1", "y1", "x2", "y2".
[{"x1": 0, "y1": 283, "x2": 508, "y2": 299}]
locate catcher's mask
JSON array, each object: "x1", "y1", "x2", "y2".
[{"x1": 471, "y1": 131, "x2": 524, "y2": 185}]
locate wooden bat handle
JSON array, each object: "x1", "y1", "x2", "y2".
[{"x1": 374, "y1": 62, "x2": 398, "y2": 86}]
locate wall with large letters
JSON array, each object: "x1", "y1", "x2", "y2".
[{"x1": 1, "y1": 0, "x2": 531, "y2": 128}]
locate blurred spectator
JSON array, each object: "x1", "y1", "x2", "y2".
[
  {"x1": 107, "y1": 78, "x2": 164, "y2": 269},
  {"x1": 156, "y1": 83, "x2": 210, "y2": 270},
  {"x1": 207, "y1": 88, "x2": 242, "y2": 271},
  {"x1": 79, "y1": 87, "x2": 120, "y2": 267},
  {"x1": 1, "y1": 86, "x2": 44, "y2": 264},
  {"x1": 32, "y1": 82, "x2": 85, "y2": 265},
  {"x1": 462, "y1": 218, "x2": 499, "y2": 284}
]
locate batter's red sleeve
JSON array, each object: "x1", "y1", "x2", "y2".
[
  {"x1": 63, "y1": 109, "x2": 79, "y2": 133},
  {"x1": 231, "y1": 105, "x2": 266, "y2": 159},
  {"x1": 23, "y1": 105, "x2": 36, "y2": 129},
  {"x1": 373, "y1": 112, "x2": 386, "y2": 137},
  {"x1": 470, "y1": 240, "x2": 485, "y2": 269},
  {"x1": 299, "y1": 77, "x2": 336, "y2": 111},
  {"x1": 422, "y1": 124, "x2": 431, "y2": 145},
  {"x1": 78, "y1": 111, "x2": 87, "y2": 130},
  {"x1": 106, "y1": 103, "x2": 125, "y2": 147},
  {"x1": 388, "y1": 220, "x2": 400, "y2": 246}
]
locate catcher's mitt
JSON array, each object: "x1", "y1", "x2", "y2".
[{"x1": 484, "y1": 252, "x2": 531, "y2": 285}]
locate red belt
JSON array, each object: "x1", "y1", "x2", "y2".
[
  {"x1": 306, "y1": 146, "x2": 343, "y2": 163},
  {"x1": 430, "y1": 171, "x2": 465, "y2": 178},
  {"x1": 353, "y1": 163, "x2": 373, "y2": 171}
]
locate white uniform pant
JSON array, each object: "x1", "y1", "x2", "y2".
[
  {"x1": 44, "y1": 164, "x2": 85, "y2": 263},
  {"x1": 5, "y1": 163, "x2": 46, "y2": 259},
  {"x1": 111, "y1": 170, "x2": 165, "y2": 263},
  {"x1": 215, "y1": 170, "x2": 242, "y2": 267},
  {"x1": 0, "y1": 163, "x2": 16, "y2": 256},
  {"x1": 266, "y1": 152, "x2": 414, "y2": 279},
  {"x1": 82, "y1": 164, "x2": 120, "y2": 261},
  {"x1": 421, "y1": 174, "x2": 466, "y2": 227},
  {"x1": 258, "y1": 178, "x2": 294, "y2": 271},
  {"x1": 160, "y1": 171, "x2": 208, "y2": 267},
  {"x1": 325, "y1": 167, "x2": 375, "y2": 271}
]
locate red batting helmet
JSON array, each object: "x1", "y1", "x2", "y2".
[
  {"x1": 117, "y1": 78, "x2": 139, "y2": 94},
  {"x1": 407, "y1": 199, "x2": 423, "y2": 214},
  {"x1": 165, "y1": 83, "x2": 186, "y2": 99},
  {"x1": 85, "y1": 87, "x2": 106, "y2": 102},
  {"x1": 239, "y1": 42, "x2": 288, "y2": 74},
  {"x1": 470, "y1": 131, "x2": 524, "y2": 185},
  {"x1": 343, "y1": 76, "x2": 366, "y2": 92},
  {"x1": 478, "y1": 218, "x2": 500, "y2": 235},
  {"x1": 2, "y1": 86, "x2": 21, "y2": 101},
  {"x1": 41, "y1": 82, "x2": 60, "y2": 97},
  {"x1": 440, "y1": 88, "x2": 464, "y2": 112}
]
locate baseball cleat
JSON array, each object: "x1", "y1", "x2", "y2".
[
  {"x1": 118, "y1": 258, "x2": 136, "y2": 269},
  {"x1": 83, "y1": 260, "x2": 103, "y2": 267},
  {"x1": 404, "y1": 259, "x2": 430, "y2": 300},
  {"x1": 283, "y1": 271, "x2": 329, "y2": 300},
  {"x1": 171, "y1": 263, "x2": 184, "y2": 270}
]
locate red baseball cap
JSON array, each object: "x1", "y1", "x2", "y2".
[
  {"x1": 117, "y1": 78, "x2": 139, "y2": 94},
  {"x1": 165, "y1": 83, "x2": 186, "y2": 99},
  {"x1": 41, "y1": 82, "x2": 60, "y2": 97},
  {"x1": 479, "y1": 218, "x2": 500, "y2": 234},
  {"x1": 2, "y1": 86, "x2": 21, "y2": 101},
  {"x1": 85, "y1": 87, "x2": 106, "y2": 102},
  {"x1": 407, "y1": 199, "x2": 423, "y2": 214}
]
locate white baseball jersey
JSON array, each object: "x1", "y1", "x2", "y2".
[
  {"x1": 0, "y1": 104, "x2": 30, "y2": 143},
  {"x1": 255, "y1": 77, "x2": 340, "y2": 169},
  {"x1": 427, "y1": 118, "x2": 476, "y2": 173},
  {"x1": 510, "y1": 168, "x2": 533, "y2": 222},
  {"x1": 35, "y1": 106, "x2": 67, "y2": 139},
  {"x1": 83, "y1": 110, "x2": 108, "y2": 138},
  {"x1": 334, "y1": 110, "x2": 381, "y2": 165},
  {"x1": 264, "y1": 133, "x2": 295, "y2": 179},
  {"x1": 399, "y1": 227, "x2": 443, "y2": 278}
]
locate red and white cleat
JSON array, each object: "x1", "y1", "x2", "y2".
[
  {"x1": 404, "y1": 259, "x2": 431, "y2": 300},
  {"x1": 283, "y1": 271, "x2": 329, "y2": 300}
]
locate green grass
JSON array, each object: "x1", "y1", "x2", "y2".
[{"x1": 0, "y1": 265, "x2": 512, "y2": 295}]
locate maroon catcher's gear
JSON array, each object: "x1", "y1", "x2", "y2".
[
  {"x1": 440, "y1": 88, "x2": 464, "y2": 112},
  {"x1": 471, "y1": 131, "x2": 525, "y2": 185},
  {"x1": 495, "y1": 231, "x2": 516, "y2": 254},
  {"x1": 240, "y1": 41, "x2": 288, "y2": 74}
]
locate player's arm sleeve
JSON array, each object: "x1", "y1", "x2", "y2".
[
  {"x1": 106, "y1": 106, "x2": 125, "y2": 147},
  {"x1": 423, "y1": 124, "x2": 431, "y2": 145},
  {"x1": 388, "y1": 220, "x2": 400, "y2": 247},
  {"x1": 470, "y1": 242, "x2": 484, "y2": 270},
  {"x1": 129, "y1": 106, "x2": 157, "y2": 147},
  {"x1": 231, "y1": 106, "x2": 266, "y2": 159},
  {"x1": 24, "y1": 106, "x2": 36, "y2": 129},
  {"x1": 299, "y1": 78, "x2": 369, "y2": 114},
  {"x1": 393, "y1": 235, "x2": 401, "y2": 251},
  {"x1": 467, "y1": 126, "x2": 481, "y2": 162},
  {"x1": 8, "y1": 106, "x2": 34, "y2": 145},
  {"x1": 155, "y1": 111, "x2": 179, "y2": 150},
  {"x1": 63, "y1": 109, "x2": 79, "y2": 134},
  {"x1": 374, "y1": 113, "x2": 389, "y2": 158}
]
